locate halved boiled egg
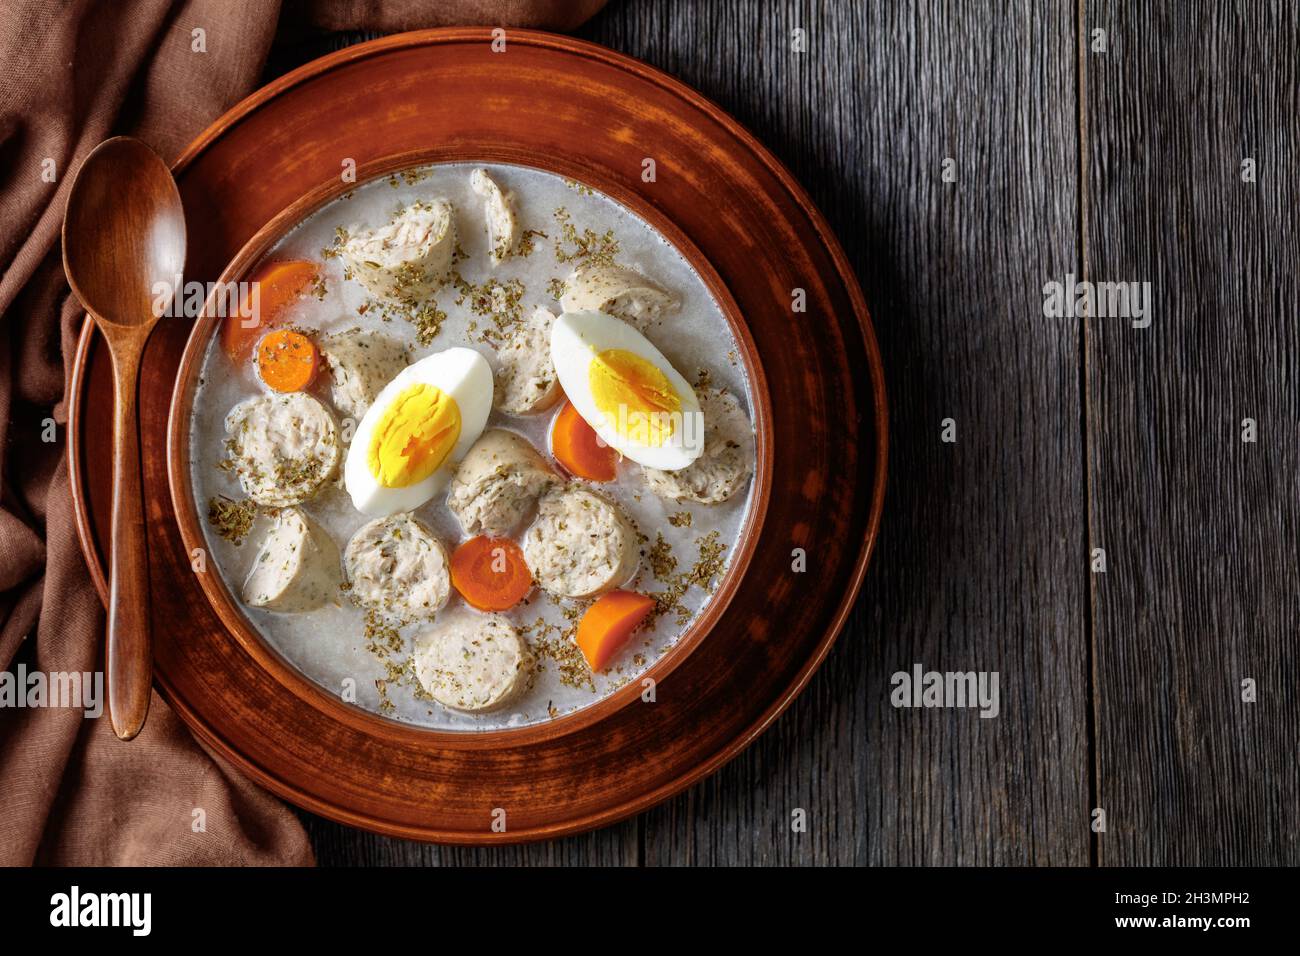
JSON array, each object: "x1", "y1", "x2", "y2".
[
  {"x1": 345, "y1": 347, "x2": 493, "y2": 516},
  {"x1": 550, "y1": 310, "x2": 703, "y2": 471}
]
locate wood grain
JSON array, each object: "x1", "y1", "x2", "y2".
[{"x1": 1083, "y1": 0, "x2": 1300, "y2": 865}]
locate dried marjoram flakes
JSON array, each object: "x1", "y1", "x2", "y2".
[{"x1": 206, "y1": 495, "x2": 256, "y2": 544}]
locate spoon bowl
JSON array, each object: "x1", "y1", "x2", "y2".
[
  {"x1": 64, "y1": 138, "x2": 186, "y2": 327},
  {"x1": 62, "y1": 136, "x2": 186, "y2": 740}
]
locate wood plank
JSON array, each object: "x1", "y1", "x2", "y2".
[
  {"x1": 299, "y1": 812, "x2": 638, "y2": 866},
  {"x1": 608, "y1": 0, "x2": 1091, "y2": 865},
  {"x1": 1083, "y1": 0, "x2": 1300, "y2": 865}
]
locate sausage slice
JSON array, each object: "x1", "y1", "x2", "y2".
[
  {"x1": 642, "y1": 387, "x2": 754, "y2": 504},
  {"x1": 319, "y1": 328, "x2": 408, "y2": 421},
  {"x1": 343, "y1": 514, "x2": 450, "y2": 620},
  {"x1": 523, "y1": 485, "x2": 639, "y2": 598},
  {"x1": 559, "y1": 262, "x2": 679, "y2": 329},
  {"x1": 493, "y1": 306, "x2": 562, "y2": 415},
  {"x1": 470, "y1": 168, "x2": 519, "y2": 264},
  {"x1": 412, "y1": 609, "x2": 534, "y2": 712},
  {"x1": 223, "y1": 392, "x2": 340, "y2": 507},
  {"x1": 447, "y1": 429, "x2": 557, "y2": 536},
  {"x1": 343, "y1": 199, "x2": 456, "y2": 300},
  {"x1": 242, "y1": 508, "x2": 341, "y2": 612}
]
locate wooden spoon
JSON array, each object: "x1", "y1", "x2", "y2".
[{"x1": 62, "y1": 137, "x2": 186, "y2": 741}]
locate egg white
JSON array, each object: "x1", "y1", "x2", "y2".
[
  {"x1": 550, "y1": 310, "x2": 703, "y2": 470},
  {"x1": 344, "y1": 347, "x2": 493, "y2": 516}
]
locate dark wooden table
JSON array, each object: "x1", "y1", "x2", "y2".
[{"x1": 277, "y1": 0, "x2": 1300, "y2": 866}]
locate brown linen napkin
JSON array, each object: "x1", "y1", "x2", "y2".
[{"x1": 0, "y1": 0, "x2": 606, "y2": 866}]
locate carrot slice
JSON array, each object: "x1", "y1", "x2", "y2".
[
  {"x1": 256, "y1": 329, "x2": 319, "y2": 393},
  {"x1": 576, "y1": 590, "x2": 656, "y2": 672},
  {"x1": 550, "y1": 399, "x2": 618, "y2": 482},
  {"x1": 221, "y1": 259, "x2": 319, "y2": 364},
  {"x1": 450, "y1": 536, "x2": 533, "y2": 611}
]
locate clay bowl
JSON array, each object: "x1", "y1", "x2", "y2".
[{"x1": 166, "y1": 150, "x2": 773, "y2": 746}]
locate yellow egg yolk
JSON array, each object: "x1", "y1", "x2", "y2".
[
  {"x1": 588, "y1": 348, "x2": 681, "y2": 447},
  {"x1": 367, "y1": 383, "x2": 461, "y2": 487}
]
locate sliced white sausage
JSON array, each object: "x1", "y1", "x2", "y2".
[
  {"x1": 643, "y1": 387, "x2": 755, "y2": 504},
  {"x1": 493, "y1": 306, "x2": 562, "y2": 415},
  {"x1": 241, "y1": 508, "x2": 341, "y2": 612},
  {"x1": 412, "y1": 609, "x2": 534, "y2": 712},
  {"x1": 343, "y1": 199, "x2": 456, "y2": 300},
  {"x1": 343, "y1": 514, "x2": 450, "y2": 620},
  {"x1": 446, "y1": 429, "x2": 557, "y2": 536},
  {"x1": 223, "y1": 392, "x2": 340, "y2": 507},
  {"x1": 523, "y1": 485, "x2": 639, "y2": 598},
  {"x1": 559, "y1": 262, "x2": 679, "y2": 329},
  {"x1": 470, "y1": 168, "x2": 518, "y2": 264},
  {"x1": 319, "y1": 328, "x2": 408, "y2": 421}
]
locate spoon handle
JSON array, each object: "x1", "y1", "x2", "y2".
[{"x1": 106, "y1": 341, "x2": 152, "y2": 740}]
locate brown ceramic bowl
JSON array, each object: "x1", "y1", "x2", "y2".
[{"x1": 166, "y1": 150, "x2": 774, "y2": 745}]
